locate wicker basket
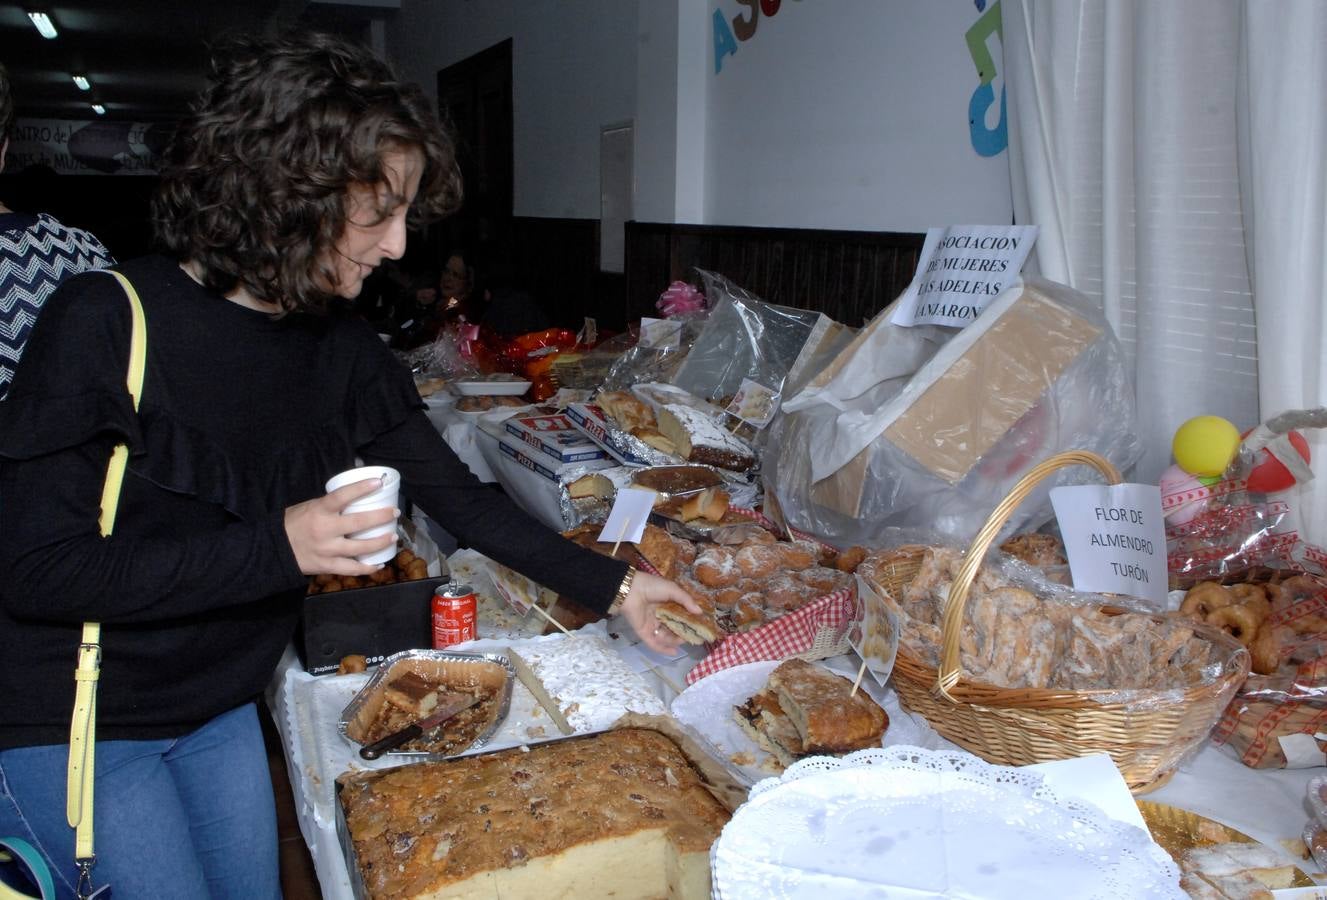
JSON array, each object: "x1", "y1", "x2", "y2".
[{"x1": 886, "y1": 450, "x2": 1251, "y2": 793}]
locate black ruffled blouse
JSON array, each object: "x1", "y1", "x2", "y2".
[{"x1": 0, "y1": 255, "x2": 625, "y2": 749}]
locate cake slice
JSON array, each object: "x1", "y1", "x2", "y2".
[
  {"x1": 630, "y1": 425, "x2": 679, "y2": 456},
  {"x1": 680, "y1": 486, "x2": 729, "y2": 523},
  {"x1": 384, "y1": 671, "x2": 442, "y2": 715},
  {"x1": 1182, "y1": 843, "x2": 1297, "y2": 890},
  {"x1": 733, "y1": 659, "x2": 889, "y2": 769},
  {"x1": 596, "y1": 390, "x2": 656, "y2": 432},
  {"x1": 769, "y1": 658, "x2": 889, "y2": 755},
  {"x1": 656, "y1": 404, "x2": 755, "y2": 472},
  {"x1": 1182, "y1": 870, "x2": 1273, "y2": 900},
  {"x1": 567, "y1": 472, "x2": 614, "y2": 500},
  {"x1": 733, "y1": 689, "x2": 804, "y2": 768}
]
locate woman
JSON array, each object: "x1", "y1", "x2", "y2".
[
  {"x1": 0, "y1": 33, "x2": 698, "y2": 899},
  {"x1": 0, "y1": 61, "x2": 116, "y2": 400}
]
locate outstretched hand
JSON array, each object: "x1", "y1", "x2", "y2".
[
  {"x1": 284, "y1": 477, "x2": 398, "y2": 576},
  {"x1": 618, "y1": 571, "x2": 703, "y2": 655}
]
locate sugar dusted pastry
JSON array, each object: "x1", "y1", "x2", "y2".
[{"x1": 656, "y1": 404, "x2": 755, "y2": 472}]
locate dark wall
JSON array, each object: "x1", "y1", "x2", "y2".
[
  {"x1": 0, "y1": 172, "x2": 158, "y2": 261},
  {"x1": 626, "y1": 222, "x2": 926, "y2": 327},
  {"x1": 498, "y1": 218, "x2": 926, "y2": 333}
]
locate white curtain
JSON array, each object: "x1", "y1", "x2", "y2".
[
  {"x1": 1238, "y1": 1, "x2": 1327, "y2": 547},
  {"x1": 1004, "y1": 0, "x2": 1260, "y2": 487}
]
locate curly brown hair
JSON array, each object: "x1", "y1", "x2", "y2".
[{"x1": 153, "y1": 32, "x2": 462, "y2": 314}]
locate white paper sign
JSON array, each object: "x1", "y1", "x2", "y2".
[
  {"x1": 597, "y1": 487, "x2": 657, "y2": 546},
  {"x1": 891, "y1": 224, "x2": 1038, "y2": 327},
  {"x1": 1050, "y1": 483, "x2": 1168, "y2": 607},
  {"x1": 638, "y1": 317, "x2": 682, "y2": 350},
  {"x1": 1278, "y1": 732, "x2": 1327, "y2": 769},
  {"x1": 849, "y1": 574, "x2": 900, "y2": 687}
]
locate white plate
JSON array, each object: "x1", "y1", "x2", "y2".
[
  {"x1": 451, "y1": 379, "x2": 532, "y2": 396},
  {"x1": 670, "y1": 660, "x2": 784, "y2": 783}
]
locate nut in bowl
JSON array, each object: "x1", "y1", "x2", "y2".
[{"x1": 339, "y1": 650, "x2": 515, "y2": 759}]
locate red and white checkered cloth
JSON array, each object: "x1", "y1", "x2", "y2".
[
  {"x1": 685, "y1": 587, "x2": 855, "y2": 684},
  {"x1": 723, "y1": 506, "x2": 839, "y2": 554}
]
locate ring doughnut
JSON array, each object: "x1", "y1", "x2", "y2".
[
  {"x1": 1180, "y1": 582, "x2": 1234, "y2": 620},
  {"x1": 1250, "y1": 624, "x2": 1284, "y2": 675},
  {"x1": 1280, "y1": 575, "x2": 1326, "y2": 606},
  {"x1": 1206, "y1": 603, "x2": 1261, "y2": 647},
  {"x1": 1230, "y1": 582, "x2": 1263, "y2": 602},
  {"x1": 1233, "y1": 586, "x2": 1272, "y2": 624}
]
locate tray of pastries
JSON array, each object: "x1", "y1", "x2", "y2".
[
  {"x1": 1138, "y1": 801, "x2": 1313, "y2": 896},
  {"x1": 336, "y1": 719, "x2": 744, "y2": 900},
  {"x1": 339, "y1": 650, "x2": 514, "y2": 759}
]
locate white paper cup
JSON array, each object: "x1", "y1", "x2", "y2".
[{"x1": 325, "y1": 465, "x2": 401, "y2": 565}]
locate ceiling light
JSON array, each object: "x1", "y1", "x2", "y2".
[
  {"x1": 27, "y1": 11, "x2": 58, "y2": 39},
  {"x1": 72, "y1": 75, "x2": 91, "y2": 91},
  {"x1": 91, "y1": 104, "x2": 106, "y2": 116}
]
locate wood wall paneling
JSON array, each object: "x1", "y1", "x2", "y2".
[{"x1": 625, "y1": 222, "x2": 925, "y2": 327}]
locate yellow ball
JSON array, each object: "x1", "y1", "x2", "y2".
[{"x1": 1172, "y1": 415, "x2": 1241, "y2": 477}]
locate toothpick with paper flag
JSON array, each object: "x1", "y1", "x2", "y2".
[{"x1": 599, "y1": 487, "x2": 658, "y2": 555}]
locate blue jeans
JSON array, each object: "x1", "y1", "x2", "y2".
[{"x1": 0, "y1": 703, "x2": 281, "y2": 900}]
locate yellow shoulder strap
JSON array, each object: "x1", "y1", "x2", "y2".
[{"x1": 66, "y1": 269, "x2": 147, "y2": 883}]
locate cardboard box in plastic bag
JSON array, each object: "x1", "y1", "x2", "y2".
[{"x1": 767, "y1": 278, "x2": 1141, "y2": 546}]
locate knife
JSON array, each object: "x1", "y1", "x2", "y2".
[{"x1": 359, "y1": 693, "x2": 482, "y2": 760}]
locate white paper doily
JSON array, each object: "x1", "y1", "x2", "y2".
[{"x1": 712, "y1": 746, "x2": 1184, "y2": 900}]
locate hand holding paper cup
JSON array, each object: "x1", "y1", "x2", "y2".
[{"x1": 325, "y1": 465, "x2": 402, "y2": 565}]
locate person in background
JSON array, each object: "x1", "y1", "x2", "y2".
[
  {"x1": 0, "y1": 61, "x2": 114, "y2": 399},
  {"x1": 391, "y1": 248, "x2": 476, "y2": 348},
  {"x1": 0, "y1": 33, "x2": 698, "y2": 899},
  {"x1": 437, "y1": 248, "x2": 475, "y2": 318}
]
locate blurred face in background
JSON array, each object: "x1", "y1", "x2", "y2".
[{"x1": 440, "y1": 253, "x2": 469, "y2": 301}]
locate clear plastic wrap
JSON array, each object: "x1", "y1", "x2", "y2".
[
  {"x1": 854, "y1": 531, "x2": 1243, "y2": 698},
  {"x1": 597, "y1": 319, "x2": 706, "y2": 393},
  {"x1": 669, "y1": 271, "x2": 849, "y2": 436},
  {"x1": 398, "y1": 325, "x2": 482, "y2": 380},
  {"x1": 1208, "y1": 572, "x2": 1327, "y2": 769},
  {"x1": 1164, "y1": 407, "x2": 1327, "y2": 586},
  {"x1": 767, "y1": 277, "x2": 1141, "y2": 547},
  {"x1": 1306, "y1": 775, "x2": 1327, "y2": 868}
]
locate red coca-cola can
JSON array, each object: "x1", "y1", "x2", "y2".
[{"x1": 432, "y1": 582, "x2": 477, "y2": 649}]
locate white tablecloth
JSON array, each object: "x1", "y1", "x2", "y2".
[
  {"x1": 421, "y1": 395, "x2": 497, "y2": 483},
  {"x1": 266, "y1": 633, "x2": 1322, "y2": 900}
]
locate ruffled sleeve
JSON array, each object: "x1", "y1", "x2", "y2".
[
  {"x1": 343, "y1": 316, "x2": 427, "y2": 447},
  {"x1": 0, "y1": 269, "x2": 140, "y2": 460}
]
